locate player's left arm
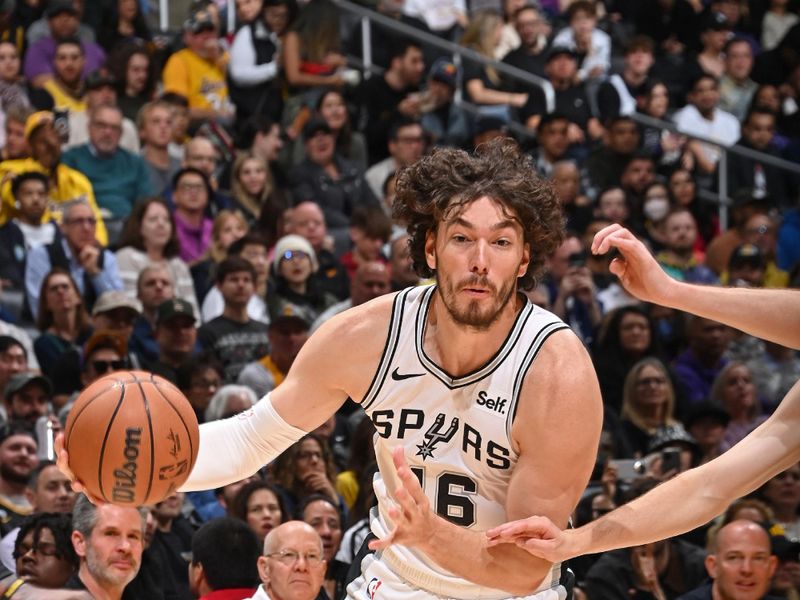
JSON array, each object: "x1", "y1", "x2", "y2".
[{"x1": 371, "y1": 329, "x2": 603, "y2": 595}]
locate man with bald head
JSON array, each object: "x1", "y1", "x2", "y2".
[
  {"x1": 284, "y1": 201, "x2": 349, "y2": 301},
  {"x1": 677, "y1": 520, "x2": 777, "y2": 600},
  {"x1": 249, "y1": 521, "x2": 327, "y2": 600},
  {"x1": 311, "y1": 261, "x2": 392, "y2": 332}
]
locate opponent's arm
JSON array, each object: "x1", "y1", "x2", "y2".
[
  {"x1": 488, "y1": 379, "x2": 800, "y2": 561},
  {"x1": 371, "y1": 330, "x2": 602, "y2": 596},
  {"x1": 179, "y1": 299, "x2": 391, "y2": 491},
  {"x1": 592, "y1": 224, "x2": 800, "y2": 349}
]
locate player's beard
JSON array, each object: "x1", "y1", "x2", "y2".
[{"x1": 437, "y1": 274, "x2": 517, "y2": 331}]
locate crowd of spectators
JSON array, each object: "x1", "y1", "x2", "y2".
[{"x1": 0, "y1": 0, "x2": 797, "y2": 598}]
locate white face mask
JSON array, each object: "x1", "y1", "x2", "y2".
[{"x1": 644, "y1": 197, "x2": 670, "y2": 222}]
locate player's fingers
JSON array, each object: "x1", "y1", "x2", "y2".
[
  {"x1": 590, "y1": 224, "x2": 624, "y2": 254},
  {"x1": 396, "y1": 462, "x2": 427, "y2": 506},
  {"x1": 517, "y1": 538, "x2": 557, "y2": 560},
  {"x1": 486, "y1": 518, "x2": 543, "y2": 542}
]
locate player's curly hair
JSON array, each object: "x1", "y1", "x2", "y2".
[{"x1": 393, "y1": 138, "x2": 564, "y2": 290}]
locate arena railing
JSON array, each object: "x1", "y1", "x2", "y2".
[{"x1": 328, "y1": 0, "x2": 800, "y2": 229}]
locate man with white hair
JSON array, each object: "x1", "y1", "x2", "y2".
[{"x1": 249, "y1": 521, "x2": 327, "y2": 600}]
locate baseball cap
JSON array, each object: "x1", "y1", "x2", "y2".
[
  {"x1": 273, "y1": 234, "x2": 319, "y2": 272},
  {"x1": 85, "y1": 69, "x2": 116, "y2": 91},
  {"x1": 704, "y1": 10, "x2": 732, "y2": 31},
  {"x1": 269, "y1": 314, "x2": 311, "y2": 332},
  {"x1": 302, "y1": 116, "x2": 332, "y2": 139},
  {"x1": 728, "y1": 243, "x2": 765, "y2": 270},
  {"x1": 92, "y1": 291, "x2": 142, "y2": 317},
  {"x1": 684, "y1": 401, "x2": 730, "y2": 430},
  {"x1": 769, "y1": 523, "x2": 800, "y2": 561},
  {"x1": 647, "y1": 424, "x2": 698, "y2": 454},
  {"x1": 46, "y1": 0, "x2": 78, "y2": 18},
  {"x1": 184, "y1": 10, "x2": 216, "y2": 33},
  {"x1": 4, "y1": 372, "x2": 53, "y2": 401},
  {"x1": 82, "y1": 330, "x2": 128, "y2": 364},
  {"x1": 24, "y1": 111, "x2": 54, "y2": 141},
  {"x1": 429, "y1": 58, "x2": 458, "y2": 88},
  {"x1": 546, "y1": 45, "x2": 577, "y2": 62},
  {"x1": 156, "y1": 298, "x2": 197, "y2": 326}
]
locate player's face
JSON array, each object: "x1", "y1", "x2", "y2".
[
  {"x1": 427, "y1": 196, "x2": 529, "y2": 331},
  {"x1": 15, "y1": 528, "x2": 74, "y2": 588},
  {"x1": 302, "y1": 500, "x2": 342, "y2": 563},
  {"x1": 77, "y1": 505, "x2": 143, "y2": 588},
  {"x1": 246, "y1": 488, "x2": 282, "y2": 540},
  {"x1": 33, "y1": 464, "x2": 76, "y2": 513}
]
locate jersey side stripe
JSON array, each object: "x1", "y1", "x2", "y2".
[
  {"x1": 506, "y1": 322, "x2": 571, "y2": 444},
  {"x1": 360, "y1": 288, "x2": 409, "y2": 410}
]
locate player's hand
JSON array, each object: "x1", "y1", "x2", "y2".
[
  {"x1": 485, "y1": 516, "x2": 574, "y2": 563},
  {"x1": 368, "y1": 446, "x2": 436, "y2": 551},
  {"x1": 55, "y1": 433, "x2": 105, "y2": 504},
  {"x1": 591, "y1": 225, "x2": 673, "y2": 305}
]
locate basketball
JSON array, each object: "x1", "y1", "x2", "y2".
[{"x1": 64, "y1": 371, "x2": 199, "y2": 506}]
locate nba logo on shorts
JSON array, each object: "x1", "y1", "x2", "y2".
[{"x1": 367, "y1": 577, "x2": 382, "y2": 599}]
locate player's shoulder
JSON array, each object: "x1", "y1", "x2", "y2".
[{"x1": 311, "y1": 292, "x2": 398, "y2": 349}]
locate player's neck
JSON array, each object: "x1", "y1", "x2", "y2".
[{"x1": 426, "y1": 291, "x2": 522, "y2": 376}]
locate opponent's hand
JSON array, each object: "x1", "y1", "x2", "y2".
[
  {"x1": 55, "y1": 433, "x2": 105, "y2": 504},
  {"x1": 368, "y1": 446, "x2": 436, "y2": 551},
  {"x1": 591, "y1": 225, "x2": 673, "y2": 305},
  {"x1": 485, "y1": 516, "x2": 574, "y2": 563}
]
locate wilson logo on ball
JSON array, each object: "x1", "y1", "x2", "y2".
[{"x1": 112, "y1": 427, "x2": 142, "y2": 503}]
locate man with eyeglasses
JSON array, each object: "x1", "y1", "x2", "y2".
[
  {"x1": 172, "y1": 167, "x2": 214, "y2": 265},
  {"x1": 189, "y1": 517, "x2": 260, "y2": 600},
  {"x1": 251, "y1": 520, "x2": 327, "y2": 600},
  {"x1": 24, "y1": 199, "x2": 123, "y2": 319},
  {"x1": 62, "y1": 103, "x2": 152, "y2": 236}
]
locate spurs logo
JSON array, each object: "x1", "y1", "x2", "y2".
[{"x1": 416, "y1": 413, "x2": 458, "y2": 460}]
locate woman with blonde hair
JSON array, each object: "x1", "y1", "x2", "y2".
[
  {"x1": 460, "y1": 10, "x2": 527, "y2": 122},
  {"x1": 619, "y1": 357, "x2": 679, "y2": 457},
  {"x1": 231, "y1": 152, "x2": 273, "y2": 224},
  {"x1": 711, "y1": 361, "x2": 767, "y2": 451}
]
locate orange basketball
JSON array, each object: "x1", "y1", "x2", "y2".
[{"x1": 64, "y1": 371, "x2": 199, "y2": 506}]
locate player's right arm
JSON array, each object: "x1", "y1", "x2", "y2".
[
  {"x1": 591, "y1": 224, "x2": 800, "y2": 349},
  {"x1": 177, "y1": 296, "x2": 391, "y2": 491},
  {"x1": 487, "y1": 378, "x2": 800, "y2": 560}
]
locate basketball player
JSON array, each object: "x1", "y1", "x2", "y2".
[
  {"x1": 59, "y1": 140, "x2": 604, "y2": 599},
  {"x1": 485, "y1": 223, "x2": 800, "y2": 562}
]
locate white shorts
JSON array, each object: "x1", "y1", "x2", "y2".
[{"x1": 345, "y1": 552, "x2": 571, "y2": 600}]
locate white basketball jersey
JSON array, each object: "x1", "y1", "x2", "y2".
[{"x1": 361, "y1": 284, "x2": 570, "y2": 599}]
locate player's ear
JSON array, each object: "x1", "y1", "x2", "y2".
[
  {"x1": 425, "y1": 230, "x2": 436, "y2": 271},
  {"x1": 518, "y1": 242, "x2": 531, "y2": 279}
]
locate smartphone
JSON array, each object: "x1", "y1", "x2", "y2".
[
  {"x1": 661, "y1": 448, "x2": 681, "y2": 473},
  {"x1": 609, "y1": 458, "x2": 646, "y2": 482},
  {"x1": 568, "y1": 250, "x2": 587, "y2": 268},
  {"x1": 53, "y1": 109, "x2": 70, "y2": 145}
]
